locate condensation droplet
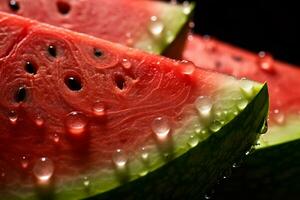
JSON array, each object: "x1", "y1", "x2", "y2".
[
  {"x1": 188, "y1": 135, "x2": 199, "y2": 147},
  {"x1": 240, "y1": 78, "x2": 253, "y2": 94},
  {"x1": 149, "y1": 16, "x2": 164, "y2": 37},
  {"x1": 258, "y1": 51, "x2": 275, "y2": 73},
  {"x1": 140, "y1": 147, "x2": 149, "y2": 160},
  {"x1": 92, "y1": 102, "x2": 106, "y2": 117},
  {"x1": 259, "y1": 119, "x2": 268, "y2": 134},
  {"x1": 83, "y1": 177, "x2": 90, "y2": 187},
  {"x1": 33, "y1": 157, "x2": 54, "y2": 183},
  {"x1": 112, "y1": 149, "x2": 127, "y2": 168},
  {"x1": 35, "y1": 115, "x2": 44, "y2": 127},
  {"x1": 151, "y1": 117, "x2": 171, "y2": 140},
  {"x1": 21, "y1": 156, "x2": 29, "y2": 169},
  {"x1": 182, "y1": 1, "x2": 191, "y2": 15},
  {"x1": 195, "y1": 96, "x2": 212, "y2": 117},
  {"x1": 237, "y1": 99, "x2": 248, "y2": 110},
  {"x1": 273, "y1": 109, "x2": 285, "y2": 124},
  {"x1": 52, "y1": 133, "x2": 60, "y2": 143},
  {"x1": 65, "y1": 112, "x2": 88, "y2": 136},
  {"x1": 121, "y1": 58, "x2": 132, "y2": 69},
  {"x1": 180, "y1": 60, "x2": 195, "y2": 75},
  {"x1": 8, "y1": 110, "x2": 18, "y2": 125},
  {"x1": 210, "y1": 120, "x2": 222, "y2": 132}
]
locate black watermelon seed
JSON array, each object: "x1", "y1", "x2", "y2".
[
  {"x1": 114, "y1": 74, "x2": 126, "y2": 90},
  {"x1": 15, "y1": 86, "x2": 26, "y2": 103},
  {"x1": 94, "y1": 48, "x2": 103, "y2": 57},
  {"x1": 25, "y1": 61, "x2": 37, "y2": 75},
  {"x1": 48, "y1": 45, "x2": 57, "y2": 57},
  {"x1": 56, "y1": 1, "x2": 71, "y2": 15},
  {"x1": 8, "y1": 0, "x2": 20, "y2": 12},
  {"x1": 232, "y1": 55, "x2": 244, "y2": 62},
  {"x1": 64, "y1": 76, "x2": 82, "y2": 91}
]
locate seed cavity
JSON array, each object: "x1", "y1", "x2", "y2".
[
  {"x1": 64, "y1": 76, "x2": 82, "y2": 91},
  {"x1": 94, "y1": 48, "x2": 103, "y2": 57},
  {"x1": 25, "y1": 61, "x2": 37, "y2": 75},
  {"x1": 15, "y1": 86, "x2": 26, "y2": 103},
  {"x1": 48, "y1": 45, "x2": 57, "y2": 57},
  {"x1": 8, "y1": 0, "x2": 20, "y2": 11},
  {"x1": 56, "y1": 1, "x2": 71, "y2": 15},
  {"x1": 114, "y1": 74, "x2": 126, "y2": 90}
]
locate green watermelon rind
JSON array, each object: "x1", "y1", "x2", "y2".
[
  {"x1": 134, "y1": 2, "x2": 195, "y2": 54},
  {"x1": 7, "y1": 83, "x2": 268, "y2": 200}
]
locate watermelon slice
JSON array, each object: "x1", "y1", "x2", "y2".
[
  {"x1": 0, "y1": 12, "x2": 268, "y2": 200},
  {"x1": 0, "y1": 0, "x2": 193, "y2": 55},
  {"x1": 183, "y1": 34, "x2": 300, "y2": 199}
]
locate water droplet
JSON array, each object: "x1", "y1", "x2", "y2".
[
  {"x1": 8, "y1": 110, "x2": 18, "y2": 125},
  {"x1": 151, "y1": 117, "x2": 171, "y2": 140},
  {"x1": 204, "y1": 194, "x2": 211, "y2": 199},
  {"x1": 182, "y1": 1, "x2": 191, "y2": 15},
  {"x1": 21, "y1": 156, "x2": 29, "y2": 169},
  {"x1": 232, "y1": 163, "x2": 239, "y2": 168},
  {"x1": 258, "y1": 51, "x2": 275, "y2": 73},
  {"x1": 259, "y1": 119, "x2": 268, "y2": 134},
  {"x1": 112, "y1": 149, "x2": 127, "y2": 168},
  {"x1": 35, "y1": 115, "x2": 44, "y2": 127},
  {"x1": 188, "y1": 21, "x2": 195, "y2": 29},
  {"x1": 33, "y1": 157, "x2": 54, "y2": 183},
  {"x1": 149, "y1": 16, "x2": 164, "y2": 37},
  {"x1": 121, "y1": 59, "x2": 132, "y2": 69},
  {"x1": 140, "y1": 147, "x2": 149, "y2": 160},
  {"x1": 273, "y1": 109, "x2": 285, "y2": 124},
  {"x1": 52, "y1": 133, "x2": 60, "y2": 143},
  {"x1": 65, "y1": 112, "x2": 88, "y2": 136},
  {"x1": 179, "y1": 60, "x2": 195, "y2": 75},
  {"x1": 240, "y1": 78, "x2": 253, "y2": 94},
  {"x1": 237, "y1": 99, "x2": 248, "y2": 110},
  {"x1": 83, "y1": 177, "x2": 90, "y2": 187},
  {"x1": 139, "y1": 170, "x2": 148, "y2": 177},
  {"x1": 188, "y1": 135, "x2": 199, "y2": 147},
  {"x1": 165, "y1": 31, "x2": 175, "y2": 43},
  {"x1": 195, "y1": 96, "x2": 212, "y2": 117},
  {"x1": 92, "y1": 102, "x2": 106, "y2": 117},
  {"x1": 210, "y1": 120, "x2": 222, "y2": 132}
]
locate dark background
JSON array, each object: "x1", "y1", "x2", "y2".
[{"x1": 180, "y1": 0, "x2": 300, "y2": 66}]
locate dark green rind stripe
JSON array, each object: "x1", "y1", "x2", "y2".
[{"x1": 87, "y1": 85, "x2": 268, "y2": 200}]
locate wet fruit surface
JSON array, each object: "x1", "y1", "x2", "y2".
[
  {"x1": 183, "y1": 34, "x2": 300, "y2": 124},
  {"x1": 0, "y1": 0, "x2": 192, "y2": 53}
]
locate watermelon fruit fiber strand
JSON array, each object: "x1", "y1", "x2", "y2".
[
  {"x1": 0, "y1": 12, "x2": 268, "y2": 200},
  {"x1": 183, "y1": 34, "x2": 300, "y2": 199},
  {"x1": 0, "y1": 0, "x2": 194, "y2": 55}
]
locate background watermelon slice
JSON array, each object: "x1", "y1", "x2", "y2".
[
  {"x1": 183, "y1": 34, "x2": 300, "y2": 199},
  {"x1": 0, "y1": 0, "x2": 193, "y2": 55},
  {"x1": 0, "y1": 12, "x2": 268, "y2": 200}
]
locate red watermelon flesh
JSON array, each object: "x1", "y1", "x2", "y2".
[
  {"x1": 183, "y1": 34, "x2": 300, "y2": 147},
  {"x1": 0, "y1": 0, "x2": 193, "y2": 55},
  {"x1": 0, "y1": 12, "x2": 268, "y2": 200}
]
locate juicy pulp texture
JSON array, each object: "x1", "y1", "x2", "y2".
[
  {"x1": 0, "y1": 13, "x2": 268, "y2": 200},
  {"x1": 0, "y1": 0, "x2": 193, "y2": 54}
]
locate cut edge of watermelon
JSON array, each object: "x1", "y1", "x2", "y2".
[
  {"x1": 134, "y1": 2, "x2": 195, "y2": 54},
  {"x1": 7, "y1": 81, "x2": 268, "y2": 200},
  {"x1": 258, "y1": 116, "x2": 300, "y2": 149}
]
